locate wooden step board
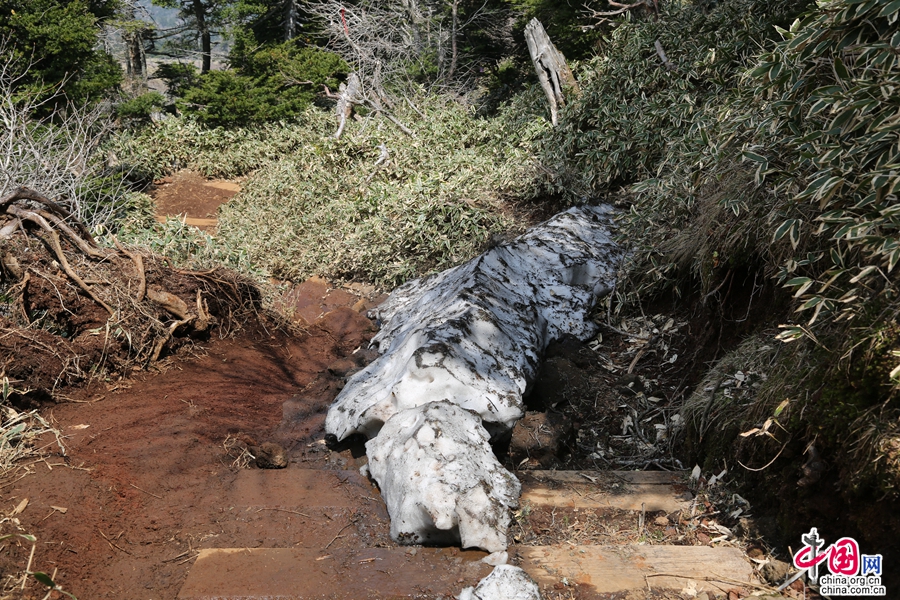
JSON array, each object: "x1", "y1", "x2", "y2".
[
  {"x1": 519, "y1": 470, "x2": 693, "y2": 513},
  {"x1": 177, "y1": 547, "x2": 491, "y2": 600},
  {"x1": 222, "y1": 468, "x2": 380, "y2": 510},
  {"x1": 518, "y1": 544, "x2": 756, "y2": 594},
  {"x1": 155, "y1": 214, "x2": 218, "y2": 228}
]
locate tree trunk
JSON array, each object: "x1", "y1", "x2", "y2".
[
  {"x1": 192, "y1": 0, "x2": 212, "y2": 74},
  {"x1": 400, "y1": 0, "x2": 424, "y2": 52},
  {"x1": 447, "y1": 0, "x2": 459, "y2": 80},
  {"x1": 524, "y1": 18, "x2": 579, "y2": 126},
  {"x1": 285, "y1": 0, "x2": 298, "y2": 41},
  {"x1": 126, "y1": 33, "x2": 145, "y2": 79}
]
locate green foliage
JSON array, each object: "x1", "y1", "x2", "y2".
[
  {"x1": 564, "y1": 0, "x2": 900, "y2": 500},
  {"x1": 175, "y1": 44, "x2": 346, "y2": 126},
  {"x1": 531, "y1": 0, "x2": 805, "y2": 204},
  {"x1": 113, "y1": 96, "x2": 546, "y2": 286},
  {"x1": 749, "y1": 0, "x2": 900, "y2": 328},
  {"x1": 109, "y1": 117, "x2": 319, "y2": 179},
  {"x1": 0, "y1": 0, "x2": 121, "y2": 106},
  {"x1": 156, "y1": 62, "x2": 199, "y2": 97},
  {"x1": 117, "y1": 92, "x2": 166, "y2": 121}
]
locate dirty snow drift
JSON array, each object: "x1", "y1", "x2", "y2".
[
  {"x1": 365, "y1": 401, "x2": 520, "y2": 552},
  {"x1": 458, "y1": 565, "x2": 542, "y2": 600},
  {"x1": 325, "y1": 205, "x2": 621, "y2": 441}
]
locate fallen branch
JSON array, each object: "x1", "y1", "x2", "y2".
[
  {"x1": 325, "y1": 76, "x2": 415, "y2": 138},
  {"x1": 0, "y1": 186, "x2": 97, "y2": 246},
  {"x1": 365, "y1": 143, "x2": 390, "y2": 183},
  {"x1": 587, "y1": 0, "x2": 650, "y2": 17},
  {"x1": 35, "y1": 209, "x2": 107, "y2": 260},
  {"x1": 97, "y1": 528, "x2": 132, "y2": 555},
  {"x1": 654, "y1": 40, "x2": 673, "y2": 70},
  {"x1": 0, "y1": 217, "x2": 21, "y2": 239}
]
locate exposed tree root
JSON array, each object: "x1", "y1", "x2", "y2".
[{"x1": 0, "y1": 186, "x2": 269, "y2": 402}]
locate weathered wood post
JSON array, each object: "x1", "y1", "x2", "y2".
[
  {"x1": 524, "y1": 18, "x2": 580, "y2": 126},
  {"x1": 334, "y1": 72, "x2": 363, "y2": 139}
]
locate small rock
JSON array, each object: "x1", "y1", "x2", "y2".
[
  {"x1": 760, "y1": 558, "x2": 793, "y2": 587},
  {"x1": 252, "y1": 442, "x2": 288, "y2": 469}
]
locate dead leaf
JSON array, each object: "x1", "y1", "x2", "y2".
[
  {"x1": 70, "y1": 424, "x2": 90, "y2": 430},
  {"x1": 50, "y1": 506, "x2": 68, "y2": 514},
  {"x1": 11, "y1": 498, "x2": 28, "y2": 515}
]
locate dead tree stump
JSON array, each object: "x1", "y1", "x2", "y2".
[
  {"x1": 524, "y1": 18, "x2": 579, "y2": 126},
  {"x1": 335, "y1": 72, "x2": 363, "y2": 139}
]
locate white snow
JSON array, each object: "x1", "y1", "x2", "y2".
[
  {"x1": 365, "y1": 401, "x2": 521, "y2": 553},
  {"x1": 458, "y1": 565, "x2": 542, "y2": 600},
  {"x1": 325, "y1": 205, "x2": 621, "y2": 441},
  {"x1": 324, "y1": 205, "x2": 621, "y2": 554}
]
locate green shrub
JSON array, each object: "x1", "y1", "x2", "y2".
[
  {"x1": 214, "y1": 97, "x2": 540, "y2": 286},
  {"x1": 155, "y1": 62, "x2": 199, "y2": 97},
  {"x1": 175, "y1": 44, "x2": 346, "y2": 126},
  {"x1": 0, "y1": 0, "x2": 122, "y2": 108},
  {"x1": 529, "y1": 0, "x2": 806, "y2": 204},
  {"x1": 748, "y1": 0, "x2": 900, "y2": 329},
  {"x1": 116, "y1": 92, "x2": 166, "y2": 121}
]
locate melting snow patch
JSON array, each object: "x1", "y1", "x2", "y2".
[
  {"x1": 458, "y1": 565, "x2": 542, "y2": 600},
  {"x1": 325, "y1": 205, "x2": 621, "y2": 441},
  {"x1": 365, "y1": 401, "x2": 520, "y2": 552}
]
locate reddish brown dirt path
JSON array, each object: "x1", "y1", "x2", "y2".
[
  {"x1": 2, "y1": 285, "x2": 386, "y2": 599},
  {"x1": 151, "y1": 172, "x2": 240, "y2": 231}
]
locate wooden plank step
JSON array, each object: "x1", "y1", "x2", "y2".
[
  {"x1": 518, "y1": 544, "x2": 756, "y2": 594},
  {"x1": 177, "y1": 547, "x2": 492, "y2": 599},
  {"x1": 155, "y1": 214, "x2": 218, "y2": 228},
  {"x1": 203, "y1": 180, "x2": 241, "y2": 192},
  {"x1": 224, "y1": 468, "x2": 383, "y2": 511},
  {"x1": 519, "y1": 470, "x2": 692, "y2": 513}
]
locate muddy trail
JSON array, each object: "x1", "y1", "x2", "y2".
[
  {"x1": 2, "y1": 281, "x2": 390, "y2": 598},
  {"x1": 0, "y1": 176, "x2": 826, "y2": 599},
  {"x1": 2, "y1": 296, "x2": 765, "y2": 600}
]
